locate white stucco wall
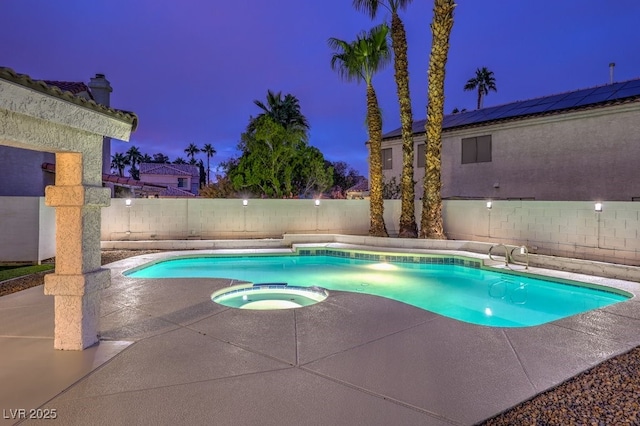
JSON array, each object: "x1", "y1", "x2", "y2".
[{"x1": 0, "y1": 197, "x2": 55, "y2": 263}]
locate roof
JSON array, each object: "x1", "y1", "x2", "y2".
[
  {"x1": 383, "y1": 78, "x2": 640, "y2": 139},
  {"x1": 159, "y1": 186, "x2": 197, "y2": 197},
  {"x1": 346, "y1": 178, "x2": 369, "y2": 192},
  {"x1": 139, "y1": 163, "x2": 199, "y2": 177},
  {"x1": 0, "y1": 67, "x2": 138, "y2": 131},
  {"x1": 42, "y1": 81, "x2": 94, "y2": 100},
  {"x1": 41, "y1": 162, "x2": 167, "y2": 191}
]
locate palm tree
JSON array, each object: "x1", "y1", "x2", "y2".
[
  {"x1": 353, "y1": 0, "x2": 417, "y2": 238},
  {"x1": 464, "y1": 67, "x2": 497, "y2": 109},
  {"x1": 110, "y1": 152, "x2": 130, "y2": 177},
  {"x1": 125, "y1": 145, "x2": 142, "y2": 169},
  {"x1": 202, "y1": 143, "x2": 216, "y2": 184},
  {"x1": 152, "y1": 153, "x2": 170, "y2": 163},
  {"x1": 252, "y1": 90, "x2": 310, "y2": 133},
  {"x1": 329, "y1": 24, "x2": 391, "y2": 237},
  {"x1": 173, "y1": 157, "x2": 187, "y2": 164},
  {"x1": 184, "y1": 143, "x2": 200, "y2": 163},
  {"x1": 420, "y1": 0, "x2": 455, "y2": 239}
]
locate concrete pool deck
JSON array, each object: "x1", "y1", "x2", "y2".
[{"x1": 1, "y1": 246, "x2": 640, "y2": 425}]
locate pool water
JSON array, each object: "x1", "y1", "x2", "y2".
[
  {"x1": 211, "y1": 284, "x2": 328, "y2": 310},
  {"x1": 126, "y1": 255, "x2": 629, "y2": 327}
]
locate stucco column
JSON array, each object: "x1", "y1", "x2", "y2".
[{"x1": 44, "y1": 152, "x2": 111, "y2": 350}]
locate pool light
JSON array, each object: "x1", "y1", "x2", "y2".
[
  {"x1": 595, "y1": 202, "x2": 602, "y2": 212},
  {"x1": 367, "y1": 262, "x2": 397, "y2": 271}
]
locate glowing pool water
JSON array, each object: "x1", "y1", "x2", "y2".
[
  {"x1": 211, "y1": 283, "x2": 328, "y2": 310},
  {"x1": 126, "y1": 253, "x2": 630, "y2": 327}
]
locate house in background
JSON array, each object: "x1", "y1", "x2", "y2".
[
  {"x1": 139, "y1": 163, "x2": 199, "y2": 197},
  {"x1": 379, "y1": 78, "x2": 640, "y2": 201},
  {"x1": 0, "y1": 73, "x2": 114, "y2": 196}
]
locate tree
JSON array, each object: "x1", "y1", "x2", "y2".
[
  {"x1": 354, "y1": 0, "x2": 417, "y2": 238},
  {"x1": 199, "y1": 174, "x2": 236, "y2": 198},
  {"x1": 330, "y1": 161, "x2": 361, "y2": 197},
  {"x1": 126, "y1": 145, "x2": 142, "y2": 170},
  {"x1": 152, "y1": 153, "x2": 170, "y2": 163},
  {"x1": 126, "y1": 145, "x2": 143, "y2": 180},
  {"x1": 173, "y1": 157, "x2": 187, "y2": 164},
  {"x1": 420, "y1": 0, "x2": 455, "y2": 239},
  {"x1": 202, "y1": 143, "x2": 216, "y2": 184},
  {"x1": 184, "y1": 143, "x2": 200, "y2": 163},
  {"x1": 464, "y1": 67, "x2": 497, "y2": 109},
  {"x1": 230, "y1": 115, "x2": 307, "y2": 198},
  {"x1": 328, "y1": 24, "x2": 391, "y2": 237},
  {"x1": 292, "y1": 146, "x2": 334, "y2": 198},
  {"x1": 140, "y1": 153, "x2": 152, "y2": 164},
  {"x1": 251, "y1": 90, "x2": 310, "y2": 132},
  {"x1": 110, "y1": 152, "x2": 130, "y2": 177},
  {"x1": 196, "y1": 159, "x2": 206, "y2": 188}
]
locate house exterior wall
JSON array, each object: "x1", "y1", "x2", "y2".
[
  {"x1": 0, "y1": 197, "x2": 55, "y2": 263},
  {"x1": 0, "y1": 147, "x2": 55, "y2": 196},
  {"x1": 381, "y1": 102, "x2": 640, "y2": 201},
  {"x1": 138, "y1": 173, "x2": 192, "y2": 189}
]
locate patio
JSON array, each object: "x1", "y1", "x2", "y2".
[{"x1": 1, "y1": 249, "x2": 640, "y2": 425}]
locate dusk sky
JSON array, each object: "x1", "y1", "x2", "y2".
[{"x1": 3, "y1": 1, "x2": 639, "y2": 175}]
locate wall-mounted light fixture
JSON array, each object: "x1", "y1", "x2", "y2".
[
  {"x1": 314, "y1": 199, "x2": 321, "y2": 207},
  {"x1": 125, "y1": 199, "x2": 132, "y2": 207},
  {"x1": 486, "y1": 201, "x2": 492, "y2": 209},
  {"x1": 595, "y1": 202, "x2": 603, "y2": 212},
  {"x1": 242, "y1": 199, "x2": 248, "y2": 207}
]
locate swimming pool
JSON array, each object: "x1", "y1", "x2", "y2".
[{"x1": 126, "y1": 252, "x2": 630, "y2": 327}]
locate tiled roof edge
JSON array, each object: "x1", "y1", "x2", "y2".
[{"x1": 0, "y1": 67, "x2": 138, "y2": 131}]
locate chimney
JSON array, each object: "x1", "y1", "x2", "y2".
[
  {"x1": 609, "y1": 62, "x2": 615, "y2": 84},
  {"x1": 88, "y1": 73, "x2": 112, "y2": 107},
  {"x1": 88, "y1": 74, "x2": 114, "y2": 175}
]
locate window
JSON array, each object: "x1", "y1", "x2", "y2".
[
  {"x1": 381, "y1": 148, "x2": 393, "y2": 170},
  {"x1": 417, "y1": 144, "x2": 425, "y2": 168},
  {"x1": 461, "y1": 135, "x2": 492, "y2": 164},
  {"x1": 177, "y1": 178, "x2": 187, "y2": 188}
]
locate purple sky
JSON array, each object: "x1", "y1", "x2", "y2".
[{"x1": 3, "y1": 0, "x2": 640, "y2": 175}]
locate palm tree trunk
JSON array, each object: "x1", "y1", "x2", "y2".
[
  {"x1": 367, "y1": 83, "x2": 388, "y2": 237},
  {"x1": 392, "y1": 12, "x2": 418, "y2": 239},
  {"x1": 420, "y1": 0, "x2": 455, "y2": 239},
  {"x1": 477, "y1": 89, "x2": 482, "y2": 109},
  {"x1": 206, "y1": 155, "x2": 210, "y2": 185}
]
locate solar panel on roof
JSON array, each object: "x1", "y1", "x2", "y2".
[
  {"x1": 562, "y1": 88, "x2": 595, "y2": 100},
  {"x1": 612, "y1": 87, "x2": 640, "y2": 99},
  {"x1": 548, "y1": 97, "x2": 582, "y2": 110},
  {"x1": 590, "y1": 84, "x2": 621, "y2": 94},
  {"x1": 482, "y1": 109, "x2": 507, "y2": 121},
  {"x1": 620, "y1": 79, "x2": 640, "y2": 89},
  {"x1": 574, "y1": 91, "x2": 615, "y2": 107},
  {"x1": 522, "y1": 102, "x2": 557, "y2": 114},
  {"x1": 537, "y1": 93, "x2": 569, "y2": 103}
]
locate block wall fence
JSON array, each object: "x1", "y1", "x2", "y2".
[{"x1": 1, "y1": 197, "x2": 639, "y2": 266}]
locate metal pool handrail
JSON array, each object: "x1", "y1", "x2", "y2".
[{"x1": 488, "y1": 244, "x2": 510, "y2": 266}]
